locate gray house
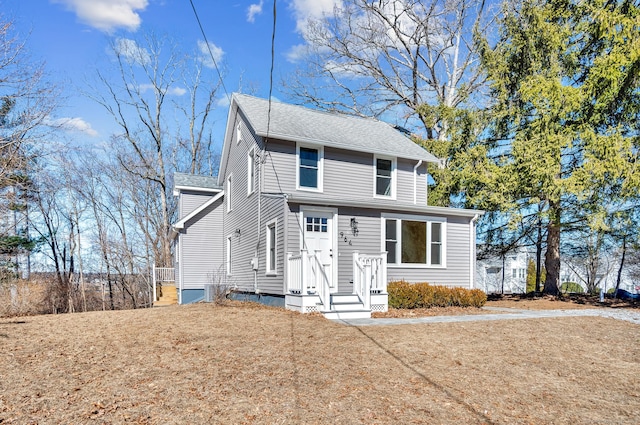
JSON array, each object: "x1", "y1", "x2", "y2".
[{"x1": 167, "y1": 93, "x2": 483, "y2": 318}]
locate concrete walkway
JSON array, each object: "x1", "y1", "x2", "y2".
[{"x1": 339, "y1": 306, "x2": 640, "y2": 326}]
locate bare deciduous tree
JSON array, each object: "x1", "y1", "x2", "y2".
[
  {"x1": 89, "y1": 33, "x2": 221, "y2": 269},
  {"x1": 285, "y1": 0, "x2": 489, "y2": 138}
]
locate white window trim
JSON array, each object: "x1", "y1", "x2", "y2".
[
  {"x1": 296, "y1": 143, "x2": 324, "y2": 192},
  {"x1": 247, "y1": 148, "x2": 255, "y2": 196},
  {"x1": 265, "y1": 219, "x2": 277, "y2": 276},
  {"x1": 226, "y1": 173, "x2": 233, "y2": 213},
  {"x1": 226, "y1": 235, "x2": 232, "y2": 276},
  {"x1": 373, "y1": 155, "x2": 397, "y2": 200},
  {"x1": 381, "y1": 213, "x2": 447, "y2": 268}
]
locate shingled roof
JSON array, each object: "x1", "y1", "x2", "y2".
[
  {"x1": 233, "y1": 93, "x2": 440, "y2": 163},
  {"x1": 174, "y1": 172, "x2": 221, "y2": 191}
]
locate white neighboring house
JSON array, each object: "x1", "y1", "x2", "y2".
[
  {"x1": 476, "y1": 248, "x2": 528, "y2": 294},
  {"x1": 560, "y1": 258, "x2": 640, "y2": 295}
]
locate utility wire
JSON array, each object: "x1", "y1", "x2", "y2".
[
  {"x1": 188, "y1": 0, "x2": 230, "y2": 99},
  {"x1": 265, "y1": 0, "x2": 277, "y2": 141}
]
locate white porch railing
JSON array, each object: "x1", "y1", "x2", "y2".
[
  {"x1": 286, "y1": 250, "x2": 387, "y2": 312},
  {"x1": 286, "y1": 250, "x2": 331, "y2": 309},
  {"x1": 152, "y1": 265, "x2": 175, "y2": 301},
  {"x1": 353, "y1": 252, "x2": 387, "y2": 310}
]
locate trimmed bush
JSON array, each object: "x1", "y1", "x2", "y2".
[
  {"x1": 388, "y1": 280, "x2": 487, "y2": 309},
  {"x1": 560, "y1": 282, "x2": 584, "y2": 294}
]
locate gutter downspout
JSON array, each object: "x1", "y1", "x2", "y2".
[
  {"x1": 413, "y1": 160, "x2": 423, "y2": 205},
  {"x1": 470, "y1": 214, "x2": 479, "y2": 289}
]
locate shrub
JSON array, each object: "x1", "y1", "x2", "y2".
[
  {"x1": 560, "y1": 282, "x2": 584, "y2": 294},
  {"x1": 388, "y1": 280, "x2": 487, "y2": 309}
]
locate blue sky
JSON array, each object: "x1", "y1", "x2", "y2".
[{"x1": 7, "y1": 0, "x2": 337, "y2": 148}]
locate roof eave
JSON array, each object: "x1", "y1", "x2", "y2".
[{"x1": 257, "y1": 130, "x2": 440, "y2": 163}]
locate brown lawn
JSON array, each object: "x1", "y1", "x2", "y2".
[{"x1": 1, "y1": 302, "x2": 638, "y2": 424}]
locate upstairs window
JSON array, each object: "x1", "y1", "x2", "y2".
[
  {"x1": 297, "y1": 144, "x2": 323, "y2": 191},
  {"x1": 374, "y1": 156, "x2": 396, "y2": 198}
]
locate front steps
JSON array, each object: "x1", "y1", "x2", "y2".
[
  {"x1": 154, "y1": 285, "x2": 178, "y2": 306},
  {"x1": 324, "y1": 293, "x2": 371, "y2": 319},
  {"x1": 285, "y1": 292, "x2": 388, "y2": 319}
]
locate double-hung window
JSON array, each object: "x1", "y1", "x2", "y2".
[
  {"x1": 266, "y1": 220, "x2": 277, "y2": 275},
  {"x1": 383, "y1": 215, "x2": 445, "y2": 267},
  {"x1": 297, "y1": 144, "x2": 323, "y2": 191},
  {"x1": 374, "y1": 156, "x2": 395, "y2": 198}
]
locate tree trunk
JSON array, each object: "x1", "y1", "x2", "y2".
[
  {"x1": 614, "y1": 234, "x2": 627, "y2": 299},
  {"x1": 544, "y1": 202, "x2": 561, "y2": 295},
  {"x1": 535, "y1": 218, "x2": 543, "y2": 293}
]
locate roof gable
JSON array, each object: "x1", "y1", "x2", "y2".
[
  {"x1": 218, "y1": 93, "x2": 440, "y2": 184},
  {"x1": 234, "y1": 93, "x2": 439, "y2": 163}
]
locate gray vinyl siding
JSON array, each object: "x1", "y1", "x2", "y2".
[
  {"x1": 397, "y1": 158, "x2": 428, "y2": 205},
  {"x1": 263, "y1": 140, "x2": 428, "y2": 206},
  {"x1": 285, "y1": 204, "x2": 301, "y2": 254},
  {"x1": 335, "y1": 208, "x2": 381, "y2": 292},
  {"x1": 256, "y1": 195, "x2": 286, "y2": 294},
  {"x1": 263, "y1": 139, "x2": 296, "y2": 193},
  {"x1": 323, "y1": 148, "x2": 372, "y2": 198},
  {"x1": 180, "y1": 191, "x2": 217, "y2": 217},
  {"x1": 386, "y1": 215, "x2": 472, "y2": 288},
  {"x1": 179, "y1": 198, "x2": 223, "y2": 289},
  {"x1": 222, "y1": 110, "x2": 263, "y2": 293}
]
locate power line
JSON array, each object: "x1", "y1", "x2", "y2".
[
  {"x1": 188, "y1": 0, "x2": 229, "y2": 99},
  {"x1": 265, "y1": 0, "x2": 277, "y2": 140}
]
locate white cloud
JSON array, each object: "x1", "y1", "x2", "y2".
[
  {"x1": 197, "y1": 40, "x2": 224, "y2": 69},
  {"x1": 136, "y1": 83, "x2": 186, "y2": 96},
  {"x1": 285, "y1": 43, "x2": 308, "y2": 63},
  {"x1": 48, "y1": 117, "x2": 99, "y2": 137},
  {"x1": 114, "y1": 38, "x2": 150, "y2": 65},
  {"x1": 168, "y1": 87, "x2": 187, "y2": 96},
  {"x1": 51, "y1": 0, "x2": 148, "y2": 33},
  {"x1": 324, "y1": 60, "x2": 367, "y2": 78},
  {"x1": 247, "y1": 1, "x2": 264, "y2": 23},
  {"x1": 216, "y1": 95, "x2": 231, "y2": 108},
  {"x1": 289, "y1": 0, "x2": 341, "y2": 34}
]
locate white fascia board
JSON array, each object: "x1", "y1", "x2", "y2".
[
  {"x1": 173, "y1": 191, "x2": 225, "y2": 230},
  {"x1": 174, "y1": 185, "x2": 222, "y2": 194},
  {"x1": 285, "y1": 193, "x2": 484, "y2": 218},
  {"x1": 217, "y1": 97, "x2": 240, "y2": 186}
]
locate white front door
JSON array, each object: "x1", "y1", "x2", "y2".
[{"x1": 302, "y1": 208, "x2": 336, "y2": 292}]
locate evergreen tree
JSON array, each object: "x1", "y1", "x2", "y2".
[{"x1": 476, "y1": 0, "x2": 640, "y2": 294}]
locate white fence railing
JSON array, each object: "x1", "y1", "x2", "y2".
[
  {"x1": 152, "y1": 265, "x2": 175, "y2": 301},
  {"x1": 287, "y1": 250, "x2": 387, "y2": 312},
  {"x1": 353, "y1": 252, "x2": 387, "y2": 310},
  {"x1": 286, "y1": 250, "x2": 331, "y2": 309}
]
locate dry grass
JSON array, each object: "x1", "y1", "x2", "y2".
[{"x1": 1, "y1": 302, "x2": 638, "y2": 424}]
